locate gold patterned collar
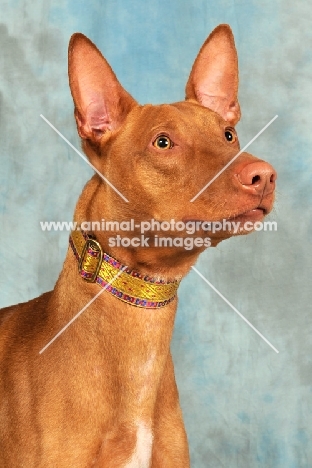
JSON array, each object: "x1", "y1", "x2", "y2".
[{"x1": 69, "y1": 230, "x2": 180, "y2": 308}]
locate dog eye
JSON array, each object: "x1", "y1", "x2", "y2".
[
  {"x1": 224, "y1": 128, "x2": 237, "y2": 143},
  {"x1": 153, "y1": 135, "x2": 173, "y2": 150}
]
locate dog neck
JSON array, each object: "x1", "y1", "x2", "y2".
[
  {"x1": 69, "y1": 229, "x2": 181, "y2": 309},
  {"x1": 72, "y1": 176, "x2": 208, "y2": 282}
]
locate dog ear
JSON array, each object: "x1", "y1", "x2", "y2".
[
  {"x1": 68, "y1": 33, "x2": 137, "y2": 141},
  {"x1": 185, "y1": 24, "x2": 241, "y2": 125}
]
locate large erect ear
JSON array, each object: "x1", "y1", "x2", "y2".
[
  {"x1": 185, "y1": 24, "x2": 241, "y2": 125},
  {"x1": 68, "y1": 33, "x2": 137, "y2": 141}
]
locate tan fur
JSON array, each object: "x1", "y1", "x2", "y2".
[{"x1": 0, "y1": 25, "x2": 276, "y2": 467}]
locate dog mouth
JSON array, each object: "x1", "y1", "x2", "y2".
[
  {"x1": 182, "y1": 205, "x2": 268, "y2": 225},
  {"x1": 181, "y1": 205, "x2": 270, "y2": 237},
  {"x1": 227, "y1": 206, "x2": 267, "y2": 223}
]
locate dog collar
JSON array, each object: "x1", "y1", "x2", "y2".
[{"x1": 69, "y1": 230, "x2": 180, "y2": 309}]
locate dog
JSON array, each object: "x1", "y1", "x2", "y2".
[{"x1": 0, "y1": 24, "x2": 276, "y2": 467}]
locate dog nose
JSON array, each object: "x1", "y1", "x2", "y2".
[{"x1": 237, "y1": 161, "x2": 277, "y2": 197}]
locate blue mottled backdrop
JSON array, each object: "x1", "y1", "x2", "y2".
[{"x1": 1, "y1": 0, "x2": 311, "y2": 466}]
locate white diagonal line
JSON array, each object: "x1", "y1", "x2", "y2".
[
  {"x1": 39, "y1": 267, "x2": 127, "y2": 354},
  {"x1": 40, "y1": 114, "x2": 129, "y2": 203},
  {"x1": 190, "y1": 115, "x2": 278, "y2": 202},
  {"x1": 191, "y1": 266, "x2": 279, "y2": 353}
]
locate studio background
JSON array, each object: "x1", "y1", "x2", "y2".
[{"x1": 0, "y1": 1, "x2": 311, "y2": 466}]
